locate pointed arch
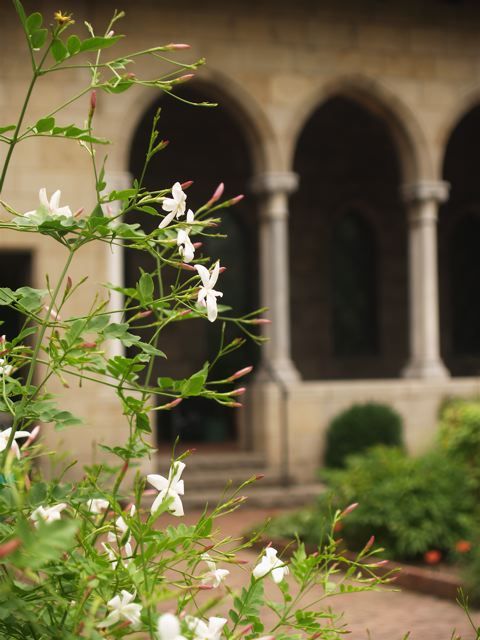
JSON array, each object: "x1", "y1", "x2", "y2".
[{"x1": 286, "y1": 74, "x2": 432, "y2": 182}]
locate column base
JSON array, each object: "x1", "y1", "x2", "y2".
[
  {"x1": 401, "y1": 359, "x2": 450, "y2": 380},
  {"x1": 255, "y1": 358, "x2": 301, "y2": 385}
]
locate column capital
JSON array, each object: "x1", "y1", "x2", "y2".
[
  {"x1": 250, "y1": 171, "x2": 299, "y2": 196},
  {"x1": 401, "y1": 180, "x2": 450, "y2": 205}
]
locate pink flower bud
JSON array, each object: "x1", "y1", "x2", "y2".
[
  {"x1": 177, "y1": 309, "x2": 192, "y2": 317},
  {"x1": 230, "y1": 387, "x2": 246, "y2": 396},
  {"x1": 137, "y1": 310, "x2": 153, "y2": 318},
  {"x1": 179, "y1": 262, "x2": 196, "y2": 271},
  {"x1": 249, "y1": 318, "x2": 272, "y2": 325},
  {"x1": 192, "y1": 242, "x2": 203, "y2": 249},
  {"x1": 65, "y1": 276, "x2": 72, "y2": 293},
  {"x1": 228, "y1": 365, "x2": 253, "y2": 381},
  {"x1": 166, "y1": 43, "x2": 191, "y2": 50},
  {"x1": 80, "y1": 341, "x2": 96, "y2": 349},
  {"x1": 226, "y1": 401, "x2": 243, "y2": 408},
  {"x1": 197, "y1": 584, "x2": 214, "y2": 590},
  {"x1": 181, "y1": 180, "x2": 193, "y2": 190},
  {"x1": 24, "y1": 425, "x2": 40, "y2": 448},
  {"x1": 219, "y1": 266, "x2": 227, "y2": 274},
  {"x1": 90, "y1": 90, "x2": 97, "y2": 112},
  {"x1": 236, "y1": 558, "x2": 250, "y2": 564},
  {"x1": 229, "y1": 194, "x2": 244, "y2": 205},
  {"x1": 341, "y1": 502, "x2": 359, "y2": 517},
  {"x1": 364, "y1": 535, "x2": 375, "y2": 552},
  {"x1": 0, "y1": 539, "x2": 21, "y2": 558},
  {"x1": 175, "y1": 73, "x2": 195, "y2": 84},
  {"x1": 106, "y1": 30, "x2": 115, "y2": 38},
  {"x1": 255, "y1": 474, "x2": 265, "y2": 481},
  {"x1": 161, "y1": 397, "x2": 183, "y2": 410},
  {"x1": 239, "y1": 624, "x2": 253, "y2": 636},
  {"x1": 369, "y1": 559, "x2": 389, "y2": 567},
  {"x1": 207, "y1": 182, "x2": 224, "y2": 207}
]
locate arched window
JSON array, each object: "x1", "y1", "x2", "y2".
[
  {"x1": 450, "y1": 213, "x2": 480, "y2": 355},
  {"x1": 331, "y1": 210, "x2": 377, "y2": 356}
]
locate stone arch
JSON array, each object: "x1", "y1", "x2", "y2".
[
  {"x1": 289, "y1": 92, "x2": 409, "y2": 380},
  {"x1": 125, "y1": 74, "x2": 266, "y2": 446},
  {"x1": 439, "y1": 101, "x2": 480, "y2": 375},
  {"x1": 286, "y1": 74, "x2": 431, "y2": 182},
  {"x1": 437, "y1": 83, "x2": 480, "y2": 176},
  {"x1": 111, "y1": 68, "x2": 279, "y2": 177}
]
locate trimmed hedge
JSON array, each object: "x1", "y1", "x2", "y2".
[{"x1": 324, "y1": 402, "x2": 403, "y2": 468}]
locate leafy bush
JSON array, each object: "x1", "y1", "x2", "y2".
[
  {"x1": 267, "y1": 447, "x2": 476, "y2": 562},
  {"x1": 439, "y1": 398, "x2": 480, "y2": 488},
  {"x1": 324, "y1": 402, "x2": 404, "y2": 468},
  {"x1": 323, "y1": 447, "x2": 476, "y2": 560}
]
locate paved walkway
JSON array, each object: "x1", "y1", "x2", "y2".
[{"x1": 181, "y1": 508, "x2": 480, "y2": 640}]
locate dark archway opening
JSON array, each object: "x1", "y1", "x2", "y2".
[
  {"x1": 127, "y1": 85, "x2": 257, "y2": 445},
  {"x1": 441, "y1": 106, "x2": 480, "y2": 374},
  {"x1": 291, "y1": 95, "x2": 408, "y2": 379}
]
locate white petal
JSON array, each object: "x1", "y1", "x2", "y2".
[
  {"x1": 159, "y1": 210, "x2": 176, "y2": 229},
  {"x1": 186, "y1": 208, "x2": 194, "y2": 223},
  {"x1": 271, "y1": 566, "x2": 285, "y2": 583},
  {"x1": 147, "y1": 473, "x2": 169, "y2": 491},
  {"x1": 169, "y1": 461, "x2": 185, "y2": 486},
  {"x1": 253, "y1": 558, "x2": 270, "y2": 579},
  {"x1": 150, "y1": 491, "x2": 166, "y2": 514},
  {"x1": 49, "y1": 190, "x2": 61, "y2": 211},
  {"x1": 55, "y1": 205, "x2": 73, "y2": 218},
  {"x1": 209, "y1": 261, "x2": 220, "y2": 288},
  {"x1": 158, "y1": 613, "x2": 181, "y2": 640},
  {"x1": 195, "y1": 264, "x2": 211, "y2": 288},
  {"x1": 174, "y1": 479, "x2": 184, "y2": 496},
  {"x1": 98, "y1": 610, "x2": 120, "y2": 628},
  {"x1": 167, "y1": 490, "x2": 184, "y2": 517},
  {"x1": 206, "y1": 293, "x2": 218, "y2": 322},
  {"x1": 39, "y1": 188, "x2": 49, "y2": 208},
  {"x1": 208, "y1": 617, "x2": 227, "y2": 638}
]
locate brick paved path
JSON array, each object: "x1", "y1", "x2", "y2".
[{"x1": 181, "y1": 509, "x2": 480, "y2": 640}]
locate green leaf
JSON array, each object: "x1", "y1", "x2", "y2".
[
  {"x1": 25, "y1": 12, "x2": 42, "y2": 34},
  {"x1": 181, "y1": 363, "x2": 209, "y2": 397},
  {"x1": 136, "y1": 342, "x2": 166, "y2": 358},
  {"x1": 51, "y1": 38, "x2": 68, "y2": 63},
  {"x1": 12, "y1": 0, "x2": 27, "y2": 26},
  {"x1": 103, "y1": 76, "x2": 134, "y2": 94},
  {"x1": 0, "y1": 125, "x2": 16, "y2": 135},
  {"x1": 79, "y1": 35, "x2": 122, "y2": 52},
  {"x1": 35, "y1": 116, "x2": 55, "y2": 133},
  {"x1": 138, "y1": 272, "x2": 154, "y2": 304},
  {"x1": 30, "y1": 28, "x2": 47, "y2": 50},
  {"x1": 66, "y1": 34, "x2": 81, "y2": 55}
]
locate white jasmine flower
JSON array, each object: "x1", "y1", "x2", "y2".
[
  {"x1": 195, "y1": 261, "x2": 223, "y2": 323},
  {"x1": 186, "y1": 616, "x2": 227, "y2": 640},
  {"x1": 31, "y1": 503, "x2": 67, "y2": 527},
  {"x1": 253, "y1": 547, "x2": 289, "y2": 584},
  {"x1": 201, "y1": 554, "x2": 230, "y2": 588},
  {"x1": 177, "y1": 209, "x2": 195, "y2": 263},
  {"x1": 86, "y1": 498, "x2": 109, "y2": 514},
  {"x1": 25, "y1": 188, "x2": 73, "y2": 223},
  {"x1": 0, "y1": 427, "x2": 31, "y2": 459},
  {"x1": 157, "y1": 613, "x2": 187, "y2": 640},
  {"x1": 106, "y1": 504, "x2": 135, "y2": 566},
  {"x1": 147, "y1": 461, "x2": 185, "y2": 517},
  {"x1": 159, "y1": 182, "x2": 187, "y2": 228},
  {"x1": 98, "y1": 590, "x2": 142, "y2": 629},
  {"x1": 0, "y1": 358, "x2": 13, "y2": 377}
]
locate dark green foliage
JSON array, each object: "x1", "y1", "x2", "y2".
[
  {"x1": 324, "y1": 402, "x2": 404, "y2": 468},
  {"x1": 266, "y1": 447, "x2": 476, "y2": 562},
  {"x1": 439, "y1": 398, "x2": 480, "y2": 488}
]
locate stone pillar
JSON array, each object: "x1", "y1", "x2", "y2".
[
  {"x1": 102, "y1": 171, "x2": 132, "y2": 357},
  {"x1": 402, "y1": 180, "x2": 450, "y2": 379},
  {"x1": 250, "y1": 172, "x2": 300, "y2": 383}
]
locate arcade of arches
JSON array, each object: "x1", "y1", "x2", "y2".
[{"x1": 122, "y1": 82, "x2": 480, "y2": 447}]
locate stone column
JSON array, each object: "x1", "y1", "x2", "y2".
[
  {"x1": 401, "y1": 180, "x2": 450, "y2": 379},
  {"x1": 102, "y1": 171, "x2": 132, "y2": 357},
  {"x1": 250, "y1": 171, "x2": 300, "y2": 383}
]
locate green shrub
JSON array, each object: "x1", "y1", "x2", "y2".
[
  {"x1": 323, "y1": 447, "x2": 475, "y2": 560},
  {"x1": 439, "y1": 399, "x2": 480, "y2": 488},
  {"x1": 266, "y1": 447, "x2": 476, "y2": 562},
  {"x1": 324, "y1": 402, "x2": 404, "y2": 468}
]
